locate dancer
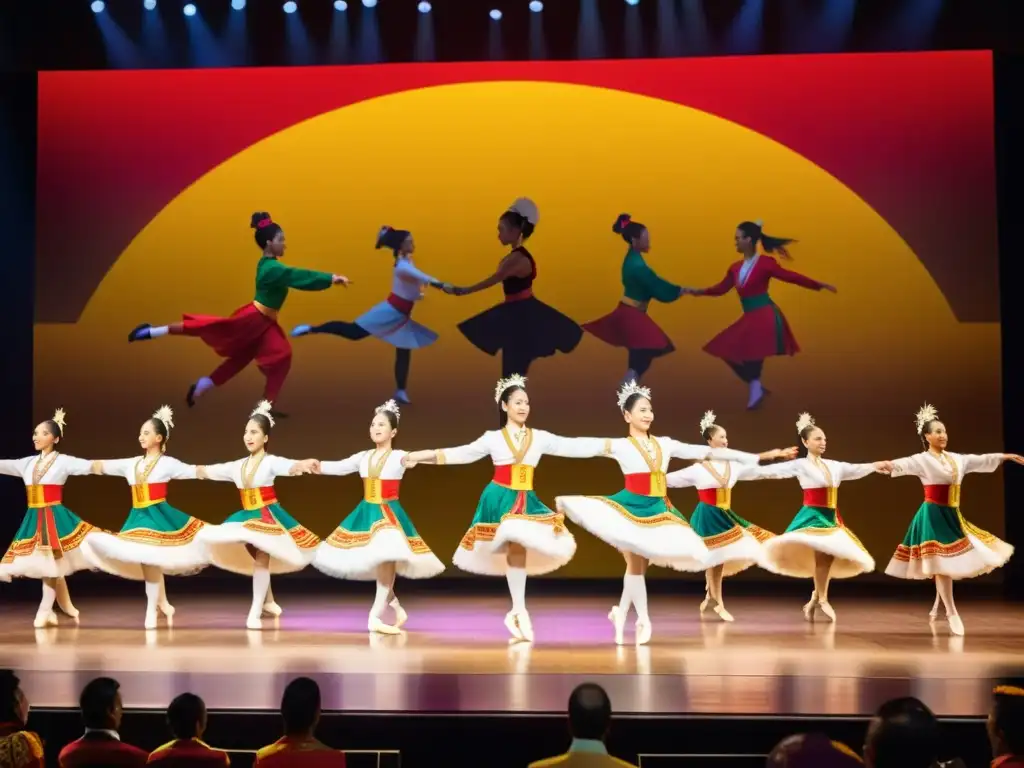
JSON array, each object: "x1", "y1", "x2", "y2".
[
  {"x1": 83, "y1": 406, "x2": 209, "y2": 629},
  {"x1": 195, "y1": 401, "x2": 320, "y2": 629},
  {"x1": 554, "y1": 381, "x2": 796, "y2": 645},
  {"x1": 127, "y1": 212, "x2": 350, "y2": 417},
  {"x1": 0, "y1": 409, "x2": 97, "y2": 627},
  {"x1": 449, "y1": 198, "x2": 582, "y2": 378},
  {"x1": 885, "y1": 404, "x2": 1020, "y2": 636},
  {"x1": 685, "y1": 220, "x2": 836, "y2": 410},
  {"x1": 664, "y1": 410, "x2": 790, "y2": 622},
  {"x1": 312, "y1": 399, "x2": 444, "y2": 634},
  {"x1": 582, "y1": 214, "x2": 685, "y2": 385},
  {"x1": 401, "y1": 374, "x2": 607, "y2": 643},
  {"x1": 292, "y1": 226, "x2": 450, "y2": 404},
  {"x1": 758, "y1": 413, "x2": 890, "y2": 622}
]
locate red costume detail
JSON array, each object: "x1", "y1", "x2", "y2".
[
  {"x1": 60, "y1": 734, "x2": 148, "y2": 768},
  {"x1": 582, "y1": 304, "x2": 673, "y2": 350}
]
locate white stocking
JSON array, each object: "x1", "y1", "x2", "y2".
[
  {"x1": 251, "y1": 565, "x2": 270, "y2": 616},
  {"x1": 627, "y1": 574, "x2": 649, "y2": 623},
  {"x1": 39, "y1": 578, "x2": 57, "y2": 616},
  {"x1": 506, "y1": 566, "x2": 527, "y2": 614},
  {"x1": 617, "y1": 573, "x2": 633, "y2": 618}
]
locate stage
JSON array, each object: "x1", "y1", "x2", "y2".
[{"x1": 2, "y1": 592, "x2": 1022, "y2": 718}]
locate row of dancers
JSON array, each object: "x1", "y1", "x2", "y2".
[
  {"x1": 126, "y1": 199, "x2": 833, "y2": 416},
  {"x1": 1, "y1": 381, "x2": 1017, "y2": 642}
]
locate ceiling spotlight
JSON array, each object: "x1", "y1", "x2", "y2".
[
  {"x1": 143, "y1": 0, "x2": 157, "y2": 9},
  {"x1": 529, "y1": 0, "x2": 543, "y2": 10},
  {"x1": 283, "y1": 1, "x2": 297, "y2": 11},
  {"x1": 231, "y1": 0, "x2": 246, "y2": 9},
  {"x1": 90, "y1": 0, "x2": 105, "y2": 11},
  {"x1": 489, "y1": 9, "x2": 502, "y2": 20},
  {"x1": 362, "y1": 0, "x2": 377, "y2": 7},
  {"x1": 625, "y1": 0, "x2": 640, "y2": 5},
  {"x1": 183, "y1": 3, "x2": 196, "y2": 16},
  {"x1": 334, "y1": 0, "x2": 347, "y2": 8},
  {"x1": 418, "y1": 1, "x2": 431, "y2": 11}
]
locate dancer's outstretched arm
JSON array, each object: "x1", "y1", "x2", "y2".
[
  {"x1": 449, "y1": 251, "x2": 531, "y2": 296},
  {"x1": 395, "y1": 259, "x2": 448, "y2": 291},
  {"x1": 318, "y1": 452, "x2": 365, "y2": 476},
  {"x1": 539, "y1": 432, "x2": 611, "y2": 459},
  {"x1": 403, "y1": 435, "x2": 491, "y2": 467}
]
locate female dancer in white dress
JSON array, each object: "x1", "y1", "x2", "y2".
[
  {"x1": 313, "y1": 399, "x2": 445, "y2": 634},
  {"x1": 555, "y1": 382, "x2": 796, "y2": 645},
  {"x1": 885, "y1": 404, "x2": 1020, "y2": 636},
  {"x1": 0, "y1": 409, "x2": 97, "y2": 626},
  {"x1": 665, "y1": 411, "x2": 792, "y2": 622},
  {"x1": 195, "y1": 401, "x2": 319, "y2": 629},
  {"x1": 84, "y1": 407, "x2": 210, "y2": 628},
  {"x1": 402, "y1": 374, "x2": 607, "y2": 643},
  {"x1": 759, "y1": 413, "x2": 891, "y2": 622},
  {"x1": 292, "y1": 226, "x2": 450, "y2": 404}
]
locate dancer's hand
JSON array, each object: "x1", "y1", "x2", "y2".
[
  {"x1": 401, "y1": 455, "x2": 418, "y2": 468},
  {"x1": 821, "y1": 283, "x2": 838, "y2": 293},
  {"x1": 440, "y1": 283, "x2": 455, "y2": 294},
  {"x1": 294, "y1": 458, "x2": 319, "y2": 474},
  {"x1": 678, "y1": 286, "x2": 696, "y2": 297},
  {"x1": 873, "y1": 460, "x2": 893, "y2": 474},
  {"x1": 1003, "y1": 453, "x2": 1024, "y2": 465},
  {"x1": 774, "y1": 447, "x2": 799, "y2": 459},
  {"x1": 332, "y1": 274, "x2": 351, "y2": 286}
]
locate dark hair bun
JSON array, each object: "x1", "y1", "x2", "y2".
[
  {"x1": 250, "y1": 211, "x2": 272, "y2": 230},
  {"x1": 375, "y1": 226, "x2": 392, "y2": 250},
  {"x1": 612, "y1": 213, "x2": 632, "y2": 235}
]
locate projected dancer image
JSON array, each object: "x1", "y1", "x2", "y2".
[
  {"x1": 0, "y1": 409, "x2": 97, "y2": 627},
  {"x1": 759, "y1": 413, "x2": 890, "y2": 623},
  {"x1": 83, "y1": 406, "x2": 210, "y2": 629},
  {"x1": 311, "y1": 399, "x2": 445, "y2": 635},
  {"x1": 685, "y1": 221, "x2": 836, "y2": 410},
  {"x1": 582, "y1": 214, "x2": 686, "y2": 385},
  {"x1": 448, "y1": 198, "x2": 583, "y2": 378},
  {"x1": 126, "y1": 212, "x2": 351, "y2": 418},
  {"x1": 401, "y1": 374, "x2": 608, "y2": 644},
  {"x1": 291, "y1": 226, "x2": 450, "y2": 404},
  {"x1": 555, "y1": 381, "x2": 796, "y2": 646},
  {"x1": 885, "y1": 404, "x2": 1020, "y2": 637},
  {"x1": 194, "y1": 401, "x2": 320, "y2": 630},
  {"x1": 664, "y1": 410, "x2": 794, "y2": 623}
]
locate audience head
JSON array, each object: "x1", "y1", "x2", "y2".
[
  {"x1": 167, "y1": 693, "x2": 207, "y2": 740},
  {"x1": 281, "y1": 677, "x2": 321, "y2": 736},
  {"x1": 79, "y1": 677, "x2": 123, "y2": 731},
  {"x1": 567, "y1": 683, "x2": 612, "y2": 741},
  {"x1": 0, "y1": 670, "x2": 29, "y2": 726},
  {"x1": 990, "y1": 678, "x2": 1024, "y2": 759},
  {"x1": 864, "y1": 697, "x2": 939, "y2": 768},
  {"x1": 766, "y1": 733, "x2": 862, "y2": 767}
]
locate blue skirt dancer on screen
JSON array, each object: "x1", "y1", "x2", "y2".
[
  {"x1": 447, "y1": 198, "x2": 583, "y2": 379},
  {"x1": 291, "y1": 226, "x2": 451, "y2": 405}
]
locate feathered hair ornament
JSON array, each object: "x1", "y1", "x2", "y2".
[
  {"x1": 508, "y1": 197, "x2": 539, "y2": 225},
  {"x1": 915, "y1": 403, "x2": 938, "y2": 435},
  {"x1": 375, "y1": 399, "x2": 401, "y2": 421},
  {"x1": 52, "y1": 407, "x2": 67, "y2": 434},
  {"x1": 152, "y1": 405, "x2": 174, "y2": 432},
  {"x1": 795, "y1": 412, "x2": 815, "y2": 434},
  {"x1": 495, "y1": 374, "x2": 528, "y2": 403},
  {"x1": 251, "y1": 400, "x2": 276, "y2": 429},
  {"x1": 698, "y1": 410, "x2": 717, "y2": 435},
  {"x1": 617, "y1": 380, "x2": 651, "y2": 411}
]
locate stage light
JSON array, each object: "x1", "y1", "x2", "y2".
[
  {"x1": 231, "y1": 0, "x2": 246, "y2": 9},
  {"x1": 143, "y1": 0, "x2": 157, "y2": 9},
  {"x1": 625, "y1": 0, "x2": 640, "y2": 5},
  {"x1": 529, "y1": 1, "x2": 543, "y2": 10},
  {"x1": 362, "y1": 0, "x2": 377, "y2": 7},
  {"x1": 490, "y1": 9, "x2": 502, "y2": 20},
  {"x1": 183, "y1": 3, "x2": 196, "y2": 16},
  {"x1": 334, "y1": 0, "x2": 347, "y2": 9},
  {"x1": 418, "y1": 1, "x2": 431, "y2": 11},
  {"x1": 283, "y1": 1, "x2": 297, "y2": 12},
  {"x1": 90, "y1": 0, "x2": 105, "y2": 12}
]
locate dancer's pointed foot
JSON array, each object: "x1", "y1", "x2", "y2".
[
  {"x1": 635, "y1": 618, "x2": 652, "y2": 646},
  {"x1": 504, "y1": 611, "x2": 526, "y2": 642},
  {"x1": 392, "y1": 603, "x2": 408, "y2": 629},
  {"x1": 928, "y1": 594, "x2": 941, "y2": 621},
  {"x1": 144, "y1": 610, "x2": 158, "y2": 630},
  {"x1": 393, "y1": 389, "x2": 410, "y2": 405},
  {"x1": 269, "y1": 409, "x2": 289, "y2": 420},
  {"x1": 802, "y1": 591, "x2": 818, "y2": 622},
  {"x1": 516, "y1": 612, "x2": 535, "y2": 643},
  {"x1": 128, "y1": 323, "x2": 152, "y2": 342},
  {"x1": 33, "y1": 611, "x2": 58, "y2": 629},
  {"x1": 746, "y1": 380, "x2": 766, "y2": 410},
  {"x1": 262, "y1": 601, "x2": 283, "y2": 617},
  {"x1": 246, "y1": 612, "x2": 263, "y2": 631},
  {"x1": 290, "y1": 324, "x2": 312, "y2": 338},
  {"x1": 620, "y1": 369, "x2": 639, "y2": 388},
  {"x1": 608, "y1": 606, "x2": 626, "y2": 645},
  {"x1": 159, "y1": 601, "x2": 175, "y2": 618},
  {"x1": 368, "y1": 617, "x2": 401, "y2": 635},
  {"x1": 817, "y1": 601, "x2": 837, "y2": 622},
  {"x1": 713, "y1": 604, "x2": 735, "y2": 623},
  {"x1": 947, "y1": 614, "x2": 965, "y2": 636}
]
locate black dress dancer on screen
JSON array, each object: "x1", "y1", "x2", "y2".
[
  {"x1": 290, "y1": 227, "x2": 451, "y2": 404},
  {"x1": 446, "y1": 198, "x2": 582, "y2": 378}
]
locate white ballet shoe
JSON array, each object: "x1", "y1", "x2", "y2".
[
  {"x1": 392, "y1": 603, "x2": 408, "y2": 629},
  {"x1": 159, "y1": 601, "x2": 175, "y2": 618},
  {"x1": 515, "y1": 612, "x2": 535, "y2": 643},
  {"x1": 699, "y1": 591, "x2": 712, "y2": 618},
  {"x1": 608, "y1": 606, "x2": 626, "y2": 646},
  {"x1": 802, "y1": 592, "x2": 818, "y2": 622},
  {"x1": 368, "y1": 617, "x2": 401, "y2": 635},
  {"x1": 817, "y1": 601, "x2": 837, "y2": 622},
  {"x1": 58, "y1": 603, "x2": 80, "y2": 620},
  {"x1": 504, "y1": 611, "x2": 525, "y2": 642},
  {"x1": 947, "y1": 614, "x2": 965, "y2": 636},
  {"x1": 246, "y1": 612, "x2": 263, "y2": 630},
  {"x1": 928, "y1": 596, "x2": 941, "y2": 621},
  {"x1": 144, "y1": 610, "x2": 158, "y2": 630},
  {"x1": 262, "y1": 601, "x2": 283, "y2": 617},
  {"x1": 635, "y1": 618, "x2": 652, "y2": 646},
  {"x1": 713, "y1": 605, "x2": 734, "y2": 623},
  {"x1": 33, "y1": 611, "x2": 58, "y2": 629}
]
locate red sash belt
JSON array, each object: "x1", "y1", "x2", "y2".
[
  {"x1": 493, "y1": 464, "x2": 534, "y2": 490},
  {"x1": 803, "y1": 487, "x2": 838, "y2": 509},
  {"x1": 26, "y1": 484, "x2": 62, "y2": 509},
  {"x1": 504, "y1": 288, "x2": 534, "y2": 303},
  {"x1": 697, "y1": 488, "x2": 731, "y2": 508},
  {"x1": 924, "y1": 484, "x2": 961, "y2": 507},
  {"x1": 386, "y1": 293, "x2": 415, "y2": 316},
  {"x1": 240, "y1": 487, "x2": 278, "y2": 511},
  {"x1": 363, "y1": 478, "x2": 400, "y2": 503},
  {"x1": 131, "y1": 482, "x2": 168, "y2": 508},
  {"x1": 624, "y1": 472, "x2": 668, "y2": 497}
]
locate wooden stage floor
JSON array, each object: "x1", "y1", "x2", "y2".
[{"x1": 1, "y1": 594, "x2": 1021, "y2": 718}]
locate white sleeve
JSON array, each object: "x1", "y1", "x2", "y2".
[
  {"x1": 665, "y1": 465, "x2": 700, "y2": 489},
  {"x1": 64, "y1": 456, "x2": 98, "y2": 476},
  {"x1": 735, "y1": 460, "x2": 802, "y2": 481},
  {"x1": 198, "y1": 461, "x2": 238, "y2": 483},
  {"x1": 961, "y1": 453, "x2": 1004, "y2": 475},
  {"x1": 163, "y1": 456, "x2": 199, "y2": 481},
  {"x1": 835, "y1": 461, "x2": 877, "y2": 483},
  {"x1": 890, "y1": 455, "x2": 925, "y2": 479},
  {"x1": 95, "y1": 458, "x2": 136, "y2": 479},
  {"x1": 270, "y1": 456, "x2": 302, "y2": 478},
  {"x1": 396, "y1": 259, "x2": 438, "y2": 286},
  {"x1": 541, "y1": 432, "x2": 610, "y2": 459},
  {"x1": 437, "y1": 435, "x2": 492, "y2": 466},
  {"x1": 319, "y1": 452, "x2": 365, "y2": 477},
  {"x1": 0, "y1": 457, "x2": 31, "y2": 477},
  {"x1": 666, "y1": 439, "x2": 758, "y2": 465}
]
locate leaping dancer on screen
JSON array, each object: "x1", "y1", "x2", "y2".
[
  {"x1": 684, "y1": 220, "x2": 836, "y2": 410},
  {"x1": 290, "y1": 226, "x2": 451, "y2": 405},
  {"x1": 582, "y1": 214, "x2": 687, "y2": 385},
  {"x1": 445, "y1": 198, "x2": 583, "y2": 378},
  {"x1": 126, "y1": 212, "x2": 351, "y2": 419}
]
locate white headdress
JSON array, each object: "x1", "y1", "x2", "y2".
[
  {"x1": 915, "y1": 403, "x2": 938, "y2": 435},
  {"x1": 698, "y1": 410, "x2": 717, "y2": 435},
  {"x1": 795, "y1": 412, "x2": 815, "y2": 434},
  {"x1": 52, "y1": 407, "x2": 67, "y2": 434},
  {"x1": 755, "y1": 219, "x2": 764, "y2": 227},
  {"x1": 617, "y1": 380, "x2": 651, "y2": 411},
  {"x1": 508, "y1": 197, "x2": 539, "y2": 225},
  {"x1": 152, "y1": 405, "x2": 174, "y2": 432},
  {"x1": 251, "y1": 400, "x2": 276, "y2": 428},
  {"x1": 495, "y1": 374, "x2": 528, "y2": 403},
  {"x1": 375, "y1": 399, "x2": 401, "y2": 421}
]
